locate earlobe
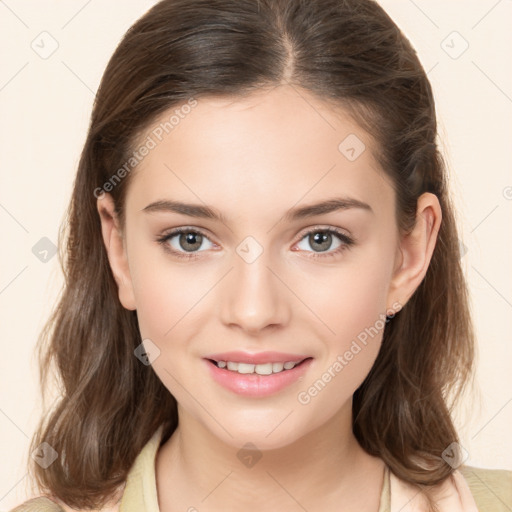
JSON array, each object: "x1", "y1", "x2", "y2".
[
  {"x1": 387, "y1": 192, "x2": 442, "y2": 310},
  {"x1": 97, "y1": 193, "x2": 137, "y2": 311}
]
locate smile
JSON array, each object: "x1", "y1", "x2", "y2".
[
  {"x1": 210, "y1": 359, "x2": 306, "y2": 375},
  {"x1": 204, "y1": 355, "x2": 314, "y2": 397}
]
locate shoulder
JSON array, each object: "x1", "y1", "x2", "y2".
[
  {"x1": 9, "y1": 496, "x2": 65, "y2": 512},
  {"x1": 458, "y1": 464, "x2": 512, "y2": 512},
  {"x1": 9, "y1": 496, "x2": 121, "y2": 512}
]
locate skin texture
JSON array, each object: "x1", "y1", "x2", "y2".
[{"x1": 97, "y1": 84, "x2": 441, "y2": 511}]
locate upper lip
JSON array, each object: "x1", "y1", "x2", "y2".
[{"x1": 205, "y1": 351, "x2": 311, "y2": 365}]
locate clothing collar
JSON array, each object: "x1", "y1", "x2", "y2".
[{"x1": 120, "y1": 424, "x2": 478, "y2": 512}]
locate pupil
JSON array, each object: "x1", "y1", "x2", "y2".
[
  {"x1": 311, "y1": 232, "x2": 331, "y2": 252},
  {"x1": 180, "y1": 232, "x2": 202, "y2": 252}
]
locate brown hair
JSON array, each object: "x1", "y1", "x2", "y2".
[{"x1": 29, "y1": 0, "x2": 475, "y2": 509}]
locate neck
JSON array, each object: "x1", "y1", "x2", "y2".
[{"x1": 155, "y1": 400, "x2": 386, "y2": 511}]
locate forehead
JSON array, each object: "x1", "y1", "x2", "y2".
[{"x1": 125, "y1": 85, "x2": 394, "y2": 221}]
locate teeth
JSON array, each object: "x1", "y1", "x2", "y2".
[
  {"x1": 237, "y1": 363, "x2": 255, "y2": 374},
  {"x1": 215, "y1": 360, "x2": 302, "y2": 374},
  {"x1": 272, "y1": 362, "x2": 284, "y2": 373},
  {"x1": 255, "y1": 363, "x2": 273, "y2": 375}
]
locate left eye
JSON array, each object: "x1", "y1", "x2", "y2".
[{"x1": 295, "y1": 228, "x2": 354, "y2": 255}]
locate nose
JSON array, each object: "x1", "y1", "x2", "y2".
[{"x1": 219, "y1": 248, "x2": 291, "y2": 335}]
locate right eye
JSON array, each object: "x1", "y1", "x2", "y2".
[{"x1": 156, "y1": 227, "x2": 216, "y2": 259}]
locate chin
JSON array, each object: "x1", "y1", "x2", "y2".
[{"x1": 203, "y1": 410, "x2": 314, "y2": 452}]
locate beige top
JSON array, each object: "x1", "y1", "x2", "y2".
[{"x1": 11, "y1": 425, "x2": 512, "y2": 512}]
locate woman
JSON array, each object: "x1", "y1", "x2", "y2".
[{"x1": 12, "y1": 0, "x2": 512, "y2": 511}]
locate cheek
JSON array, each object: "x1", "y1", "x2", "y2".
[
  {"x1": 127, "y1": 240, "x2": 204, "y2": 340},
  {"x1": 296, "y1": 251, "x2": 392, "y2": 390},
  {"x1": 337, "y1": 263, "x2": 390, "y2": 340},
  {"x1": 301, "y1": 251, "x2": 392, "y2": 343}
]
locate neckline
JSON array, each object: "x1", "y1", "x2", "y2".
[{"x1": 121, "y1": 424, "x2": 391, "y2": 512}]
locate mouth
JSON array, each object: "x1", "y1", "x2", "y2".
[
  {"x1": 206, "y1": 357, "x2": 313, "y2": 375},
  {"x1": 204, "y1": 354, "x2": 314, "y2": 397}
]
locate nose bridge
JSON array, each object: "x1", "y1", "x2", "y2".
[{"x1": 220, "y1": 235, "x2": 289, "y2": 332}]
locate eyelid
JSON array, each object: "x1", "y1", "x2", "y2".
[
  {"x1": 159, "y1": 225, "x2": 217, "y2": 242},
  {"x1": 158, "y1": 226, "x2": 219, "y2": 252},
  {"x1": 294, "y1": 224, "x2": 353, "y2": 242},
  {"x1": 157, "y1": 224, "x2": 355, "y2": 259},
  {"x1": 292, "y1": 225, "x2": 355, "y2": 258}
]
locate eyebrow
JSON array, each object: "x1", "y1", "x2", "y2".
[{"x1": 142, "y1": 197, "x2": 373, "y2": 222}]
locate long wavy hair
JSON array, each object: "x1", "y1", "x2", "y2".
[{"x1": 28, "y1": 0, "x2": 475, "y2": 509}]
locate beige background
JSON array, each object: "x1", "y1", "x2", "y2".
[{"x1": 1, "y1": 0, "x2": 511, "y2": 509}]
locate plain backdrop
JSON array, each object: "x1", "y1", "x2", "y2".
[{"x1": 1, "y1": 1, "x2": 511, "y2": 509}]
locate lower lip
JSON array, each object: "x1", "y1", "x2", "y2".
[{"x1": 204, "y1": 358, "x2": 313, "y2": 397}]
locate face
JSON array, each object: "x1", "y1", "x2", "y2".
[{"x1": 98, "y1": 84, "x2": 438, "y2": 450}]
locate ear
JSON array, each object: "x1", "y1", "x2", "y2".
[
  {"x1": 97, "y1": 193, "x2": 137, "y2": 311},
  {"x1": 387, "y1": 192, "x2": 442, "y2": 311}
]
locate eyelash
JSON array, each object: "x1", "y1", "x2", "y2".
[{"x1": 156, "y1": 226, "x2": 355, "y2": 261}]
